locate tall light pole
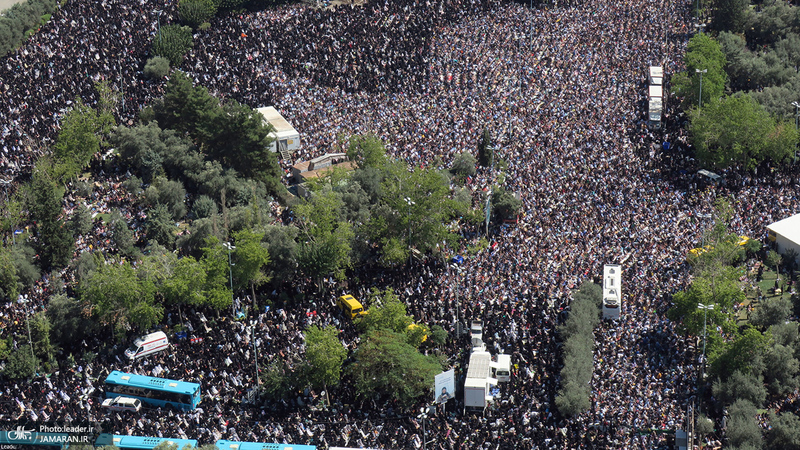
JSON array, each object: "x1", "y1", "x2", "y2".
[
  {"x1": 450, "y1": 263, "x2": 463, "y2": 336},
  {"x1": 696, "y1": 68, "x2": 707, "y2": 108},
  {"x1": 223, "y1": 242, "x2": 236, "y2": 317},
  {"x1": 697, "y1": 303, "x2": 714, "y2": 383},
  {"x1": 152, "y1": 10, "x2": 163, "y2": 44},
  {"x1": 404, "y1": 197, "x2": 415, "y2": 267},
  {"x1": 18, "y1": 296, "x2": 36, "y2": 375},
  {"x1": 417, "y1": 405, "x2": 435, "y2": 450},
  {"x1": 792, "y1": 101, "x2": 800, "y2": 164},
  {"x1": 249, "y1": 320, "x2": 260, "y2": 385}
]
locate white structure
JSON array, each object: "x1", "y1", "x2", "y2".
[
  {"x1": 464, "y1": 351, "x2": 497, "y2": 409},
  {"x1": 647, "y1": 68, "x2": 664, "y2": 130},
  {"x1": 602, "y1": 264, "x2": 622, "y2": 320},
  {"x1": 648, "y1": 66, "x2": 664, "y2": 85},
  {"x1": 648, "y1": 84, "x2": 663, "y2": 99},
  {"x1": 256, "y1": 107, "x2": 300, "y2": 154},
  {"x1": 767, "y1": 213, "x2": 800, "y2": 265},
  {"x1": 491, "y1": 354, "x2": 511, "y2": 383},
  {"x1": 648, "y1": 97, "x2": 663, "y2": 130}
]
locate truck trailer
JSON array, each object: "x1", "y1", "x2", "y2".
[{"x1": 464, "y1": 351, "x2": 497, "y2": 410}]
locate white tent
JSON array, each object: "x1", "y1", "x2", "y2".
[{"x1": 767, "y1": 213, "x2": 800, "y2": 264}]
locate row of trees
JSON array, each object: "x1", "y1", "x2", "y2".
[
  {"x1": 667, "y1": 198, "x2": 800, "y2": 449},
  {"x1": 672, "y1": 32, "x2": 798, "y2": 170},
  {"x1": 555, "y1": 282, "x2": 601, "y2": 417}
]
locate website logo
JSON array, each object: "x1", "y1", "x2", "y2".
[{"x1": 6, "y1": 427, "x2": 33, "y2": 441}]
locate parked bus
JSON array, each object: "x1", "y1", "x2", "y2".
[
  {"x1": 215, "y1": 441, "x2": 317, "y2": 450},
  {"x1": 96, "y1": 434, "x2": 197, "y2": 450},
  {"x1": 104, "y1": 371, "x2": 201, "y2": 411}
]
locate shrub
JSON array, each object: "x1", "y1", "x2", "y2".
[
  {"x1": 179, "y1": 0, "x2": 217, "y2": 29},
  {"x1": 144, "y1": 56, "x2": 171, "y2": 79},
  {"x1": 152, "y1": 25, "x2": 193, "y2": 67}
]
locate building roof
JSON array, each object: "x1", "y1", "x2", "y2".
[
  {"x1": 299, "y1": 161, "x2": 357, "y2": 181},
  {"x1": 768, "y1": 213, "x2": 800, "y2": 245},
  {"x1": 256, "y1": 106, "x2": 297, "y2": 134}
]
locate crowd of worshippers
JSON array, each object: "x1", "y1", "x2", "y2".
[{"x1": 1, "y1": 0, "x2": 800, "y2": 448}]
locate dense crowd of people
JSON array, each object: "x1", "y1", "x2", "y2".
[{"x1": 1, "y1": 0, "x2": 800, "y2": 448}]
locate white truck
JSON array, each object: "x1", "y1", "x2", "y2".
[
  {"x1": 471, "y1": 320, "x2": 485, "y2": 352},
  {"x1": 464, "y1": 351, "x2": 497, "y2": 410}
]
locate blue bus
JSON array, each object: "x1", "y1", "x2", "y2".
[
  {"x1": 214, "y1": 440, "x2": 317, "y2": 450},
  {"x1": 104, "y1": 370, "x2": 201, "y2": 411},
  {"x1": 96, "y1": 434, "x2": 198, "y2": 450}
]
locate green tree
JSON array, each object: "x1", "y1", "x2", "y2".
[
  {"x1": 178, "y1": 0, "x2": 217, "y2": 28},
  {"x1": 709, "y1": 326, "x2": 768, "y2": 380},
  {"x1": 204, "y1": 100, "x2": 280, "y2": 191},
  {"x1": 28, "y1": 311, "x2": 55, "y2": 364},
  {"x1": 766, "y1": 249, "x2": 782, "y2": 276},
  {"x1": 146, "y1": 204, "x2": 177, "y2": 248},
  {"x1": 263, "y1": 224, "x2": 298, "y2": 282},
  {"x1": 726, "y1": 399, "x2": 763, "y2": 450},
  {"x1": 24, "y1": 165, "x2": 73, "y2": 270},
  {"x1": 712, "y1": 370, "x2": 767, "y2": 407},
  {"x1": 303, "y1": 325, "x2": 347, "y2": 396},
  {"x1": 153, "y1": 71, "x2": 218, "y2": 139},
  {"x1": 491, "y1": 186, "x2": 521, "y2": 222},
  {"x1": 767, "y1": 412, "x2": 800, "y2": 450},
  {"x1": 144, "y1": 56, "x2": 171, "y2": 79},
  {"x1": 764, "y1": 342, "x2": 799, "y2": 396},
  {"x1": 689, "y1": 94, "x2": 798, "y2": 170},
  {"x1": 108, "y1": 210, "x2": 137, "y2": 258},
  {"x1": 346, "y1": 134, "x2": 388, "y2": 169},
  {"x1": 70, "y1": 204, "x2": 93, "y2": 238},
  {"x1": 295, "y1": 190, "x2": 353, "y2": 283},
  {"x1": 260, "y1": 360, "x2": 294, "y2": 401},
  {"x1": 199, "y1": 237, "x2": 233, "y2": 311},
  {"x1": 80, "y1": 259, "x2": 162, "y2": 337},
  {"x1": 450, "y1": 152, "x2": 477, "y2": 180},
  {"x1": 46, "y1": 294, "x2": 98, "y2": 349},
  {"x1": 231, "y1": 229, "x2": 270, "y2": 301},
  {"x1": 751, "y1": 296, "x2": 791, "y2": 329},
  {"x1": 145, "y1": 177, "x2": 188, "y2": 221},
  {"x1": 713, "y1": 0, "x2": 751, "y2": 33},
  {"x1": 349, "y1": 330, "x2": 441, "y2": 406},
  {"x1": 152, "y1": 24, "x2": 193, "y2": 67},
  {"x1": 159, "y1": 255, "x2": 208, "y2": 308},
  {"x1": 477, "y1": 128, "x2": 493, "y2": 167},
  {"x1": 671, "y1": 33, "x2": 727, "y2": 108},
  {"x1": 2, "y1": 345, "x2": 37, "y2": 379},
  {"x1": 556, "y1": 282, "x2": 600, "y2": 417},
  {"x1": 52, "y1": 98, "x2": 102, "y2": 181},
  {"x1": 0, "y1": 245, "x2": 19, "y2": 302}
]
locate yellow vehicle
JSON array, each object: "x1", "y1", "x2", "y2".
[{"x1": 337, "y1": 294, "x2": 367, "y2": 319}]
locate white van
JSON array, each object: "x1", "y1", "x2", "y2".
[
  {"x1": 101, "y1": 396, "x2": 142, "y2": 412},
  {"x1": 125, "y1": 331, "x2": 169, "y2": 360},
  {"x1": 492, "y1": 354, "x2": 511, "y2": 383}
]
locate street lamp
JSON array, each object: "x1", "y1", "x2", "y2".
[
  {"x1": 695, "y1": 68, "x2": 707, "y2": 108},
  {"x1": 450, "y1": 263, "x2": 463, "y2": 336},
  {"x1": 223, "y1": 242, "x2": 236, "y2": 317},
  {"x1": 249, "y1": 320, "x2": 260, "y2": 386},
  {"x1": 152, "y1": 10, "x2": 163, "y2": 44},
  {"x1": 792, "y1": 102, "x2": 800, "y2": 164},
  {"x1": 697, "y1": 303, "x2": 714, "y2": 381},
  {"x1": 404, "y1": 197, "x2": 415, "y2": 266},
  {"x1": 417, "y1": 405, "x2": 435, "y2": 450},
  {"x1": 17, "y1": 295, "x2": 36, "y2": 376},
  {"x1": 694, "y1": 22, "x2": 705, "y2": 35}
]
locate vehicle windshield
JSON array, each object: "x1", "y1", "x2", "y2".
[{"x1": 127, "y1": 345, "x2": 140, "y2": 354}]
